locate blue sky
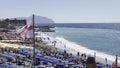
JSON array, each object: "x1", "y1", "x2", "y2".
[{"x1": 0, "y1": 0, "x2": 120, "y2": 23}]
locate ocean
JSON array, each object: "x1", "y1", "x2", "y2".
[
  {"x1": 50, "y1": 27, "x2": 120, "y2": 54},
  {"x1": 39, "y1": 23, "x2": 120, "y2": 64}
]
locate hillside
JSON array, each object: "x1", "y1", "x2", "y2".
[
  {"x1": 26, "y1": 15, "x2": 55, "y2": 24},
  {"x1": 10, "y1": 15, "x2": 55, "y2": 25}
]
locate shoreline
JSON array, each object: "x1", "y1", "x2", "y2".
[
  {"x1": 56, "y1": 37, "x2": 120, "y2": 66},
  {"x1": 40, "y1": 33, "x2": 120, "y2": 66}
]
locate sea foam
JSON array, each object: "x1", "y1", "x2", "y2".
[{"x1": 55, "y1": 37, "x2": 120, "y2": 66}]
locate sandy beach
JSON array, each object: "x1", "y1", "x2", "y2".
[{"x1": 0, "y1": 32, "x2": 118, "y2": 68}]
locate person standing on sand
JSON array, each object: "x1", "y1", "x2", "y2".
[
  {"x1": 77, "y1": 52, "x2": 80, "y2": 57},
  {"x1": 105, "y1": 58, "x2": 107, "y2": 65},
  {"x1": 53, "y1": 40, "x2": 56, "y2": 47}
]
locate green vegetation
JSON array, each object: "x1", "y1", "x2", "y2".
[
  {"x1": 0, "y1": 18, "x2": 26, "y2": 28},
  {"x1": 0, "y1": 19, "x2": 9, "y2": 28},
  {"x1": 0, "y1": 18, "x2": 26, "y2": 32}
]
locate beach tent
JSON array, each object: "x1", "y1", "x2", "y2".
[{"x1": 86, "y1": 57, "x2": 96, "y2": 68}]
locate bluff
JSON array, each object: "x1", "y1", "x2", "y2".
[
  {"x1": 9, "y1": 15, "x2": 55, "y2": 26},
  {"x1": 26, "y1": 15, "x2": 55, "y2": 25}
]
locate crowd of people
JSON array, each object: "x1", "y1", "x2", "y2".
[
  {"x1": 0, "y1": 40, "x2": 114, "y2": 68},
  {"x1": 0, "y1": 31, "x2": 116, "y2": 68}
]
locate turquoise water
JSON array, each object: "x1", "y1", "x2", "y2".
[{"x1": 48, "y1": 27, "x2": 120, "y2": 57}]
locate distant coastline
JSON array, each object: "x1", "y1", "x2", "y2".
[
  {"x1": 38, "y1": 23, "x2": 120, "y2": 30},
  {"x1": 35, "y1": 26, "x2": 55, "y2": 32}
]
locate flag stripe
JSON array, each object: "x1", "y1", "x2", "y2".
[
  {"x1": 17, "y1": 24, "x2": 33, "y2": 39},
  {"x1": 18, "y1": 26, "x2": 33, "y2": 35}
]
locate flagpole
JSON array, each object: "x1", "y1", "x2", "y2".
[{"x1": 32, "y1": 14, "x2": 36, "y2": 68}]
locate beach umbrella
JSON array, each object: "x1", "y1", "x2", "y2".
[
  {"x1": 96, "y1": 64, "x2": 104, "y2": 67},
  {"x1": 0, "y1": 63, "x2": 16, "y2": 68}
]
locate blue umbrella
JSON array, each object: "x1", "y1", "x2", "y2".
[
  {"x1": 0, "y1": 54, "x2": 14, "y2": 61},
  {"x1": 0, "y1": 63, "x2": 16, "y2": 68},
  {"x1": 56, "y1": 62, "x2": 64, "y2": 66},
  {"x1": 19, "y1": 52, "x2": 29, "y2": 55},
  {"x1": 96, "y1": 64, "x2": 104, "y2": 67},
  {"x1": 36, "y1": 56, "x2": 64, "y2": 66}
]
